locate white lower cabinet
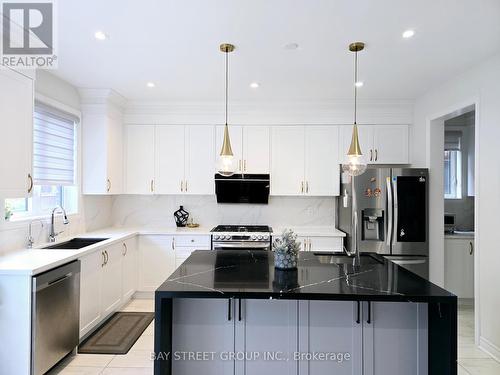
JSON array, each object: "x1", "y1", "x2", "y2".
[
  {"x1": 139, "y1": 235, "x2": 175, "y2": 291},
  {"x1": 444, "y1": 237, "x2": 474, "y2": 298},
  {"x1": 173, "y1": 235, "x2": 211, "y2": 268},
  {"x1": 79, "y1": 238, "x2": 138, "y2": 338},
  {"x1": 298, "y1": 236, "x2": 343, "y2": 252},
  {"x1": 298, "y1": 301, "x2": 362, "y2": 375},
  {"x1": 172, "y1": 298, "x2": 235, "y2": 375},
  {"x1": 121, "y1": 237, "x2": 137, "y2": 300}
]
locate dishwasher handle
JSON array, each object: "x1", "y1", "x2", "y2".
[{"x1": 33, "y1": 261, "x2": 80, "y2": 292}]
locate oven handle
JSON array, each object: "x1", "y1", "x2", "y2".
[{"x1": 212, "y1": 242, "x2": 270, "y2": 250}]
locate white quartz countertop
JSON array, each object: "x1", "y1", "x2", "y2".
[
  {"x1": 272, "y1": 226, "x2": 346, "y2": 237},
  {"x1": 0, "y1": 225, "x2": 345, "y2": 276}
]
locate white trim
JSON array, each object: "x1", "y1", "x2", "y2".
[
  {"x1": 479, "y1": 336, "x2": 500, "y2": 363},
  {"x1": 35, "y1": 93, "x2": 82, "y2": 121}
]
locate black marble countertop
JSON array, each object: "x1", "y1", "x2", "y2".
[{"x1": 155, "y1": 250, "x2": 456, "y2": 303}]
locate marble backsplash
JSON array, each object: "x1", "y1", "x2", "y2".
[{"x1": 111, "y1": 195, "x2": 336, "y2": 229}]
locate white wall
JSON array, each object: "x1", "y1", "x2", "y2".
[
  {"x1": 111, "y1": 195, "x2": 335, "y2": 229},
  {"x1": 0, "y1": 72, "x2": 113, "y2": 255},
  {"x1": 412, "y1": 52, "x2": 500, "y2": 358}
]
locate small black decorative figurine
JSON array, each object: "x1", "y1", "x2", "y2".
[{"x1": 174, "y1": 206, "x2": 189, "y2": 227}]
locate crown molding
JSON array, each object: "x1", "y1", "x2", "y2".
[
  {"x1": 78, "y1": 88, "x2": 127, "y2": 115},
  {"x1": 124, "y1": 99, "x2": 414, "y2": 125}
]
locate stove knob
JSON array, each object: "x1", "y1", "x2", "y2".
[
  {"x1": 225, "y1": 235, "x2": 231, "y2": 240},
  {"x1": 213, "y1": 235, "x2": 219, "y2": 240},
  {"x1": 263, "y1": 235, "x2": 269, "y2": 240},
  {"x1": 257, "y1": 235, "x2": 263, "y2": 240},
  {"x1": 251, "y1": 235, "x2": 257, "y2": 240}
]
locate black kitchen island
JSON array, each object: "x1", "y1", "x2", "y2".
[{"x1": 154, "y1": 250, "x2": 457, "y2": 375}]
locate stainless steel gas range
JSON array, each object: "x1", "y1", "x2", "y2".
[{"x1": 210, "y1": 225, "x2": 273, "y2": 250}]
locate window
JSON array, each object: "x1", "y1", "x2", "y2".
[
  {"x1": 444, "y1": 131, "x2": 462, "y2": 199},
  {"x1": 4, "y1": 103, "x2": 79, "y2": 221}
]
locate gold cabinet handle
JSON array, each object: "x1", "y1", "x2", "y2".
[
  {"x1": 150, "y1": 179, "x2": 154, "y2": 193},
  {"x1": 306, "y1": 181, "x2": 309, "y2": 194},
  {"x1": 301, "y1": 181, "x2": 304, "y2": 194},
  {"x1": 370, "y1": 149, "x2": 373, "y2": 162},
  {"x1": 180, "y1": 180, "x2": 183, "y2": 192},
  {"x1": 303, "y1": 239, "x2": 306, "y2": 250},
  {"x1": 309, "y1": 239, "x2": 312, "y2": 252},
  {"x1": 27, "y1": 173, "x2": 33, "y2": 193},
  {"x1": 185, "y1": 180, "x2": 188, "y2": 192},
  {"x1": 375, "y1": 149, "x2": 378, "y2": 162},
  {"x1": 107, "y1": 178, "x2": 111, "y2": 192},
  {"x1": 469, "y1": 241, "x2": 474, "y2": 255},
  {"x1": 171, "y1": 237, "x2": 175, "y2": 250},
  {"x1": 105, "y1": 250, "x2": 109, "y2": 265},
  {"x1": 122, "y1": 243, "x2": 127, "y2": 256}
]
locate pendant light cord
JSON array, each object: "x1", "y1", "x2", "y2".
[
  {"x1": 354, "y1": 50, "x2": 358, "y2": 125},
  {"x1": 225, "y1": 50, "x2": 229, "y2": 126}
]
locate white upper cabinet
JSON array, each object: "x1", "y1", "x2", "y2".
[
  {"x1": 155, "y1": 126, "x2": 185, "y2": 194},
  {"x1": 271, "y1": 126, "x2": 305, "y2": 195},
  {"x1": 305, "y1": 126, "x2": 340, "y2": 196},
  {"x1": 216, "y1": 125, "x2": 269, "y2": 174},
  {"x1": 185, "y1": 125, "x2": 215, "y2": 195},
  {"x1": 125, "y1": 125, "x2": 155, "y2": 194},
  {"x1": 272, "y1": 126, "x2": 339, "y2": 196},
  {"x1": 81, "y1": 89, "x2": 126, "y2": 195},
  {"x1": 243, "y1": 126, "x2": 270, "y2": 174},
  {"x1": 0, "y1": 69, "x2": 34, "y2": 198},
  {"x1": 340, "y1": 125, "x2": 409, "y2": 164}
]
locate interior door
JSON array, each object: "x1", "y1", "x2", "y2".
[
  {"x1": 299, "y1": 300, "x2": 362, "y2": 375},
  {"x1": 125, "y1": 125, "x2": 155, "y2": 194},
  {"x1": 271, "y1": 126, "x2": 305, "y2": 195},
  {"x1": 243, "y1": 126, "x2": 270, "y2": 173},
  {"x1": 216, "y1": 125, "x2": 243, "y2": 172},
  {"x1": 305, "y1": 126, "x2": 340, "y2": 196},
  {"x1": 185, "y1": 125, "x2": 215, "y2": 194},
  {"x1": 235, "y1": 299, "x2": 298, "y2": 375},
  {"x1": 172, "y1": 298, "x2": 235, "y2": 375},
  {"x1": 340, "y1": 125, "x2": 374, "y2": 164},
  {"x1": 373, "y1": 125, "x2": 409, "y2": 164},
  {"x1": 0, "y1": 69, "x2": 33, "y2": 198},
  {"x1": 155, "y1": 125, "x2": 185, "y2": 194}
]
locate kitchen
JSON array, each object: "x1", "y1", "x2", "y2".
[{"x1": 1, "y1": 1, "x2": 500, "y2": 375}]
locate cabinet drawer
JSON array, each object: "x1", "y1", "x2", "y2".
[
  {"x1": 174, "y1": 235, "x2": 211, "y2": 248},
  {"x1": 310, "y1": 236, "x2": 343, "y2": 252}
]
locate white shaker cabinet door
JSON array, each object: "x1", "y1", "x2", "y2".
[
  {"x1": 0, "y1": 69, "x2": 33, "y2": 198},
  {"x1": 305, "y1": 126, "x2": 340, "y2": 196},
  {"x1": 363, "y1": 302, "x2": 426, "y2": 375},
  {"x1": 172, "y1": 298, "x2": 235, "y2": 375},
  {"x1": 124, "y1": 125, "x2": 155, "y2": 194},
  {"x1": 100, "y1": 243, "x2": 123, "y2": 317},
  {"x1": 138, "y1": 235, "x2": 175, "y2": 291},
  {"x1": 185, "y1": 125, "x2": 215, "y2": 195},
  {"x1": 271, "y1": 126, "x2": 305, "y2": 195},
  {"x1": 216, "y1": 125, "x2": 243, "y2": 172},
  {"x1": 444, "y1": 238, "x2": 474, "y2": 298},
  {"x1": 155, "y1": 125, "x2": 185, "y2": 194},
  {"x1": 372, "y1": 125, "x2": 409, "y2": 164},
  {"x1": 79, "y1": 250, "x2": 103, "y2": 338},
  {"x1": 121, "y1": 237, "x2": 138, "y2": 301},
  {"x1": 298, "y1": 300, "x2": 363, "y2": 375},
  {"x1": 243, "y1": 126, "x2": 270, "y2": 174},
  {"x1": 235, "y1": 299, "x2": 298, "y2": 375}
]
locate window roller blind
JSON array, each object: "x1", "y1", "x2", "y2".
[
  {"x1": 33, "y1": 104, "x2": 77, "y2": 186},
  {"x1": 444, "y1": 131, "x2": 462, "y2": 151}
]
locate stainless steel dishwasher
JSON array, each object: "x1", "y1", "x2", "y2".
[{"x1": 32, "y1": 260, "x2": 80, "y2": 375}]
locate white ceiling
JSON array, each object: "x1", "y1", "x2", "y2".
[{"x1": 54, "y1": 0, "x2": 500, "y2": 102}]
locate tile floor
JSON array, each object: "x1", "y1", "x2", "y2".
[{"x1": 49, "y1": 299, "x2": 498, "y2": 374}]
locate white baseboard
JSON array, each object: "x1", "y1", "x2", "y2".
[{"x1": 479, "y1": 336, "x2": 500, "y2": 363}]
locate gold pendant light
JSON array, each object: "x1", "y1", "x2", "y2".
[
  {"x1": 217, "y1": 43, "x2": 237, "y2": 177},
  {"x1": 342, "y1": 42, "x2": 368, "y2": 177}
]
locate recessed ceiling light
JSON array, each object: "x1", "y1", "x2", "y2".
[
  {"x1": 355, "y1": 81, "x2": 364, "y2": 88},
  {"x1": 402, "y1": 29, "x2": 415, "y2": 39},
  {"x1": 94, "y1": 31, "x2": 107, "y2": 40},
  {"x1": 146, "y1": 82, "x2": 155, "y2": 88},
  {"x1": 249, "y1": 82, "x2": 259, "y2": 89},
  {"x1": 284, "y1": 43, "x2": 299, "y2": 50}
]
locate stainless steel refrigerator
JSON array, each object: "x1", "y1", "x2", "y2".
[{"x1": 338, "y1": 167, "x2": 429, "y2": 279}]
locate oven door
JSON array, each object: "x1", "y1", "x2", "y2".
[{"x1": 212, "y1": 241, "x2": 270, "y2": 251}]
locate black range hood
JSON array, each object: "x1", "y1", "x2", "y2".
[{"x1": 214, "y1": 174, "x2": 270, "y2": 204}]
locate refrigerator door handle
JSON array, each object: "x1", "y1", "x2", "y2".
[
  {"x1": 392, "y1": 177, "x2": 399, "y2": 246},
  {"x1": 386, "y1": 177, "x2": 393, "y2": 247}
]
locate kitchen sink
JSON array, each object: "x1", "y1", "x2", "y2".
[
  {"x1": 314, "y1": 253, "x2": 382, "y2": 265},
  {"x1": 42, "y1": 238, "x2": 109, "y2": 250}
]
